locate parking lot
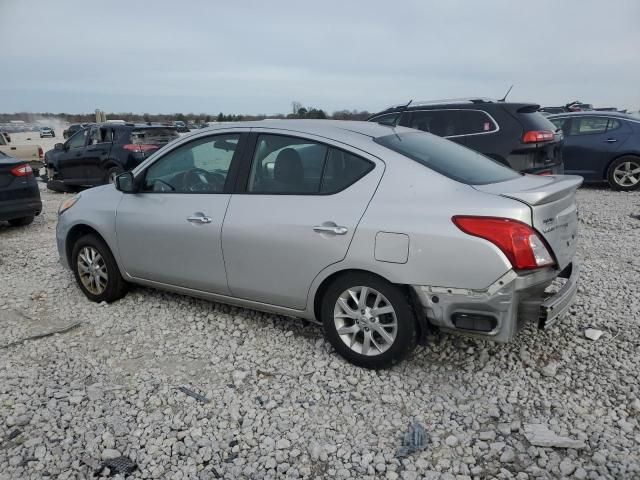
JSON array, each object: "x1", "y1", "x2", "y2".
[{"x1": 1, "y1": 156, "x2": 639, "y2": 479}]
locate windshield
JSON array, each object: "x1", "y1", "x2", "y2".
[{"x1": 374, "y1": 131, "x2": 521, "y2": 185}]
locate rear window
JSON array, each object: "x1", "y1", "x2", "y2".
[
  {"x1": 129, "y1": 128, "x2": 179, "y2": 145},
  {"x1": 374, "y1": 131, "x2": 520, "y2": 185},
  {"x1": 517, "y1": 111, "x2": 558, "y2": 131}
]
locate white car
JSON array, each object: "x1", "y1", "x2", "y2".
[{"x1": 39, "y1": 127, "x2": 55, "y2": 138}]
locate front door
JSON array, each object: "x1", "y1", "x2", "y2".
[
  {"x1": 116, "y1": 131, "x2": 246, "y2": 293},
  {"x1": 558, "y1": 116, "x2": 631, "y2": 179},
  {"x1": 57, "y1": 128, "x2": 90, "y2": 183},
  {"x1": 222, "y1": 132, "x2": 383, "y2": 309},
  {"x1": 84, "y1": 126, "x2": 113, "y2": 184}
]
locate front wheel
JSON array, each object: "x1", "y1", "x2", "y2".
[
  {"x1": 607, "y1": 156, "x2": 640, "y2": 191},
  {"x1": 321, "y1": 272, "x2": 417, "y2": 369},
  {"x1": 71, "y1": 234, "x2": 128, "y2": 303}
]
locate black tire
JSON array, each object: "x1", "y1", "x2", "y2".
[
  {"x1": 321, "y1": 272, "x2": 417, "y2": 369},
  {"x1": 8, "y1": 216, "x2": 34, "y2": 227},
  {"x1": 47, "y1": 179, "x2": 75, "y2": 193},
  {"x1": 71, "y1": 233, "x2": 128, "y2": 303},
  {"x1": 606, "y1": 156, "x2": 640, "y2": 191},
  {"x1": 105, "y1": 166, "x2": 124, "y2": 185}
]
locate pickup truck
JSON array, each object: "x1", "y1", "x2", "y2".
[{"x1": 0, "y1": 133, "x2": 44, "y2": 176}]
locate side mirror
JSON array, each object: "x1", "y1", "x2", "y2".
[
  {"x1": 54, "y1": 143, "x2": 65, "y2": 151},
  {"x1": 115, "y1": 171, "x2": 136, "y2": 193}
]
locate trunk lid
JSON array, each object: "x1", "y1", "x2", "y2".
[
  {"x1": 0, "y1": 154, "x2": 22, "y2": 188},
  {"x1": 473, "y1": 174, "x2": 583, "y2": 269}
]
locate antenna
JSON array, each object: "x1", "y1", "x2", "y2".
[{"x1": 499, "y1": 85, "x2": 513, "y2": 102}]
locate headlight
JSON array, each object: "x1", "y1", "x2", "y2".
[{"x1": 58, "y1": 194, "x2": 80, "y2": 216}]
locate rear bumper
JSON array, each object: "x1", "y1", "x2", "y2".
[
  {"x1": 537, "y1": 262, "x2": 579, "y2": 329},
  {"x1": 411, "y1": 261, "x2": 579, "y2": 342},
  {"x1": 0, "y1": 197, "x2": 42, "y2": 221}
]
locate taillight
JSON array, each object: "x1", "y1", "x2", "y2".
[
  {"x1": 38, "y1": 147, "x2": 44, "y2": 159},
  {"x1": 537, "y1": 170, "x2": 553, "y2": 176},
  {"x1": 122, "y1": 144, "x2": 159, "y2": 153},
  {"x1": 452, "y1": 216, "x2": 555, "y2": 270},
  {"x1": 10, "y1": 164, "x2": 33, "y2": 177},
  {"x1": 522, "y1": 130, "x2": 555, "y2": 143}
]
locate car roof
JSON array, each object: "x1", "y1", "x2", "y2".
[
  {"x1": 369, "y1": 98, "x2": 542, "y2": 119},
  {"x1": 547, "y1": 111, "x2": 635, "y2": 119},
  {"x1": 192, "y1": 119, "x2": 406, "y2": 139}
]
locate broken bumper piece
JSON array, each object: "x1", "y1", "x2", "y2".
[{"x1": 412, "y1": 261, "x2": 579, "y2": 342}]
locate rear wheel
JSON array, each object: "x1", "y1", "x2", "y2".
[
  {"x1": 106, "y1": 166, "x2": 124, "y2": 185},
  {"x1": 321, "y1": 272, "x2": 417, "y2": 369},
  {"x1": 607, "y1": 156, "x2": 640, "y2": 191},
  {"x1": 71, "y1": 233, "x2": 128, "y2": 303},
  {"x1": 8, "y1": 216, "x2": 34, "y2": 227}
]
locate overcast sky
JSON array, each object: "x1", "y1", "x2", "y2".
[{"x1": 1, "y1": 0, "x2": 639, "y2": 115}]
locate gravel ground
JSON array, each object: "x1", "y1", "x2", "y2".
[{"x1": 1, "y1": 183, "x2": 639, "y2": 480}]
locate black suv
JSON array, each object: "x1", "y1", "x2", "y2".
[
  {"x1": 46, "y1": 123, "x2": 179, "y2": 190},
  {"x1": 368, "y1": 98, "x2": 564, "y2": 174}
]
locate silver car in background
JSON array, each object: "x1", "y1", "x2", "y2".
[{"x1": 56, "y1": 120, "x2": 581, "y2": 368}]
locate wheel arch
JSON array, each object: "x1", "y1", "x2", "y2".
[
  {"x1": 311, "y1": 267, "x2": 429, "y2": 344},
  {"x1": 65, "y1": 224, "x2": 110, "y2": 268}
]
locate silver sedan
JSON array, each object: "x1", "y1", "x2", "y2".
[{"x1": 56, "y1": 120, "x2": 581, "y2": 368}]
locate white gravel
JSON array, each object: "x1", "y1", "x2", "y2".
[{"x1": 1, "y1": 183, "x2": 639, "y2": 479}]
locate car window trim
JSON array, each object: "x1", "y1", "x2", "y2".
[
  {"x1": 136, "y1": 132, "x2": 248, "y2": 195},
  {"x1": 404, "y1": 108, "x2": 500, "y2": 138},
  {"x1": 234, "y1": 131, "x2": 375, "y2": 196}
]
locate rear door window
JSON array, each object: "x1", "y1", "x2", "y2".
[
  {"x1": 460, "y1": 110, "x2": 498, "y2": 135},
  {"x1": 408, "y1": 110, "x2": 462, "y2": 137},
  {"x1": 375, "y1": 131, "x2": 520, "y2": 185},
  {"x1": 606, "y1": 118, "x2": 621, "y2": 131},
  {"x1": 569, "y1": 117, "x2": 609, "y2": 135},
  {"x1": 247, "y1": 134, "x2": 373, "y2": 194}
]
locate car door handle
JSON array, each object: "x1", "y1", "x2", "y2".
[
  {"x1": 605, "y1": 138, "x2": 618, "y2": 143},
  {"x1": 187, "y1": 215, "x2": 212, "y2": 224},
  {"x1": 313, "y1": 225, "x2": 348, "y2": 235}
]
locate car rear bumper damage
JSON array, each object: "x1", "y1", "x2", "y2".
[{"x1": 411, "y1": 261, "x2": 579, "y2": 342}]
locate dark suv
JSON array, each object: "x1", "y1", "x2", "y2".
[
  {"x1": 368, "y1": 98, "x2": 564, "y2": 174},
  {"x1": 46, "y1": 123, "x2": 179, "y2": 190}
]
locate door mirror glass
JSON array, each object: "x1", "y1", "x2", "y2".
[
  {"x1": 54, "y1": 143, "x2": 65, "y2": 151},
  {"x1": 115, "y1": 171, "x2": 136, "y2": 193}
]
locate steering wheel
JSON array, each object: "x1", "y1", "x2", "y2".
[{"x1": 183, "y1": 168, "x2": 213, "y2": 192}]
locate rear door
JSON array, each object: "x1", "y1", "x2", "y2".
[
  {"x1": 221, "y1": 131, "x2": 383, "y2": 309},
  {"x1": 559, "y1": 116, "x2": 630, "y2": 179},
  {"x1": 116, "y1": 130, "x2": 248, "y2": 294}
]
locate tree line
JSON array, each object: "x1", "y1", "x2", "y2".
[{"x1": 0, "y1": 105, "x2": 372, "y2": 124}]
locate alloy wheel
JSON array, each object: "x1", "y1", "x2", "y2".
[
  {"x1": 613, "y1": 161, "x2": 640, "y2": 187},
  {"x1": 333, "y1": 286, "x2": 398, "y2": 356},
  {"x1": 77, "y1": 246, "x2": 108, "y2": 295},
  {"x1": 108, "y1": 171, "x2": 119, "y2": 184}
]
